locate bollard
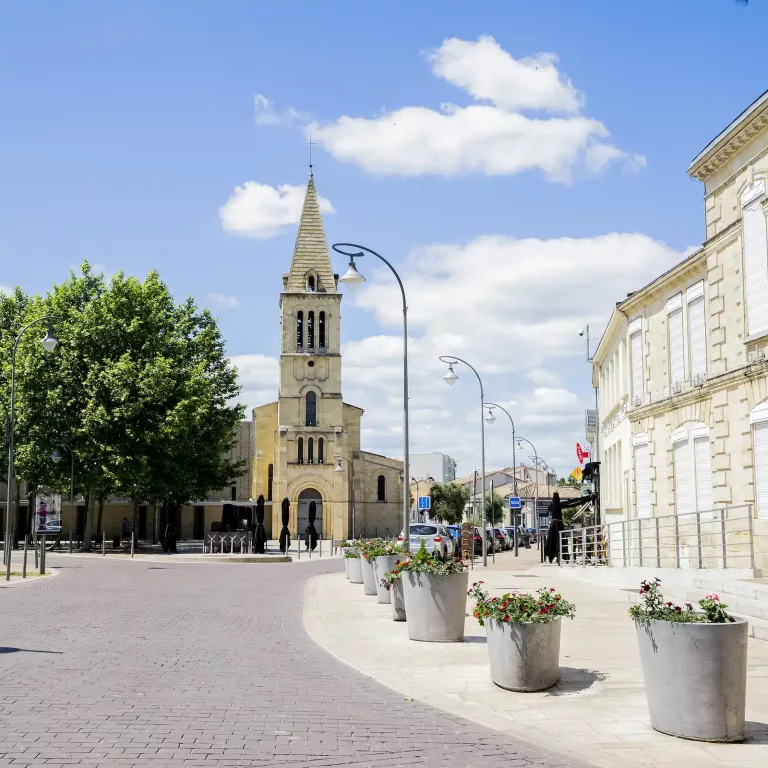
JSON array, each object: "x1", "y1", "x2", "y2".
[
  {"x1": 319, "y1": 537, "x2": 322, "y2": 558},
  {"x1": 309, "y1": 535, "x2": 312, "y2": 559},
  {"x1": 34, "y1": 534, "x2": 39, "y2": 569},
  {"x1": 297, "y1": 539, "x2": 300, "y2": 560},
  {"x1": 22, "y1": 535, "x2": 28, "y2": 578},
  {"x1": 102, "y1": 534, "x2": 106, "y2": 556},
  {"x1": 131, "y1": 534, "x2": 135, "y2": 558},
  {"x1": 40, "y1": 535, "x2": 46, "y2": 575}
]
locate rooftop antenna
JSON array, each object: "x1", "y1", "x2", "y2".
[{"x1": 308, "y1": 132, "x2": 316, "y2": 177}]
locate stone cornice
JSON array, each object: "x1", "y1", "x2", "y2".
[{"x1": 688, "y1": 94, "x2": 768, "y2": 182}]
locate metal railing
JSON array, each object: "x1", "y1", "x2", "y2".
[
  {"x1": 559, "y1": 504, "x2": 755, "y2": 570},
  {"x1": 204, "y1": 533, "x2": 253, "y2": 555}
]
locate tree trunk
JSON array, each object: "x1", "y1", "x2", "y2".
[
  {"x1": 96, "y1": 494, "x2": 105, "y2": 538},
  {"x1": 81, "y1": 490, "x2": 94, "y2": 551}
]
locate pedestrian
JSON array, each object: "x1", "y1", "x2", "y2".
[{"x1": 545, "y1": 492, "x2": 564, "y2": 564}]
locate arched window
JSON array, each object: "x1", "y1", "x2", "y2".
[
  {"x1": 308, "y1": 438, "x2": 314, "y2": 464},
  {"x1": 267, "y1": 464, "x2": 273, "y2": 501},
  {"x1": 307, "y1": 311, "x2": 315, "y2": 348},
  {"x1": 305, "y1": 391, "x2": 317, "y2": 426},
  {"x1": 318, "y1": 438, "x2": 324, "y2": 464},
  {"x1": 377, "y1": 475, "x2": 386, "y2": 502},
  {"x1": 307, "y1": 274, "x2": 315, "y2": 292},
  {"x1": 296, "y1": 311, "x2": 304, "y2": 349},
  {"x1": 297, "y1": 437, "x2": 304, "y2": 465},
  {"x1": 319, "y1": 311, "x2": 326, "y2": 349}
]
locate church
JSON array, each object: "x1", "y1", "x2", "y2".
[{"x1": 248, "y1": 172, "x2": 404, "y2": 542}]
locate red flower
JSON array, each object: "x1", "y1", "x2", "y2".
[
  {"x1": 665, "y1": 602, "x2": 673, "y2": 607},
  {"x1": 674, "y1": 606, "x2": 682, "y2": 612},
  {"x1": 503, "y1": 615, "x2": 510, "y2": 622},
  {"x1": 550, "y1": 588, "x2": 556, "y2": 592}
]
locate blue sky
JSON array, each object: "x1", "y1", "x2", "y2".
[{"x1": 1, "y1": 0, "x2": 766, "y2": 477}]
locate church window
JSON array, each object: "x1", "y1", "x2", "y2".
[
  {"x1": 306, "y1": 391, "x2": 317, "y2": 426},
  {"x1": 267, "y1": 464, "x2": 273, "y2": 501},
  {"x1": 319, "y1": 311, "x2": 325, "y2": 348},
  {"x1": 308, "y1": 274, "x2": 315, "y2": 292},
  {"x1": 308, "y1": 311, "x2": 315, "y2": 348},
  {"x1": 377, "y1": 475, "x2": 386, "y2": 502},
  {"x1": 296, "y1": 311, "x2": 304, "y2": 349},
  {"x1": 297, "y1": 438, "x2": 304, "y2": 464},
  {"x1": 308, "y1": 438, "x2": 314, "y2": 464},
  {"x1": 318, "y1": 438, "x2": 324, "y2": 464}
]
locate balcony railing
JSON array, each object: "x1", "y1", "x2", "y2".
[{"x1": 558, "y1": 504, "x2": 755, "y2": 570}]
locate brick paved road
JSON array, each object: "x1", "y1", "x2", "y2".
[{"x1": 0, "y1": 557, "x2": 593, "y2": 767}]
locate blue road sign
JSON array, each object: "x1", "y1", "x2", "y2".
[
  {"x1": 418, "y1": 496, "x2": 431, "y2": 510},
  {"x1": 508, "y1": 497, "x2": 522, "y2": 509}
]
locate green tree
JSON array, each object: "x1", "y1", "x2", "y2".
[
  {"x1": 485, "y1": 491, "x2": 505, "y2": 526},
  {"x1": 429, "y1": 482, "x2": 470, "y2": 525}
]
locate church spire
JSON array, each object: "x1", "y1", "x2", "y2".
[{"x1": 285, "y1": 173, "x2": 336, "y2": 293}]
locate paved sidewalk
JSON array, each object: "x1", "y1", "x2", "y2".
[{"x1": 303, "y1": 551, "x2": 768, "y2": 768}]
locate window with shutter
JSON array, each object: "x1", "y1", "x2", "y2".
[
  {"x1": 693, "y1": 435, "x2": 713, "y2": 513},
  {"x1": 631, "y1": 329, "x2": 644, "y2": 401},
  {"x1": 754, "y1": 421, "x2": 768, "y2": 521},
  {"x1": 668, "y1": 307, "x2": 685, "y2": 386},
  {"x1": 673, "y1": 436, "x2": 695, "y2": 516},
  {"x1": 688, "y1": 295, "x2": 706, "y2": 377},
  {"x1": 635, "y1": 443, "x2": 651, "y2": 519},
  {"x1": 742, "y1": 182, "x2": 768, "y2": 337}
]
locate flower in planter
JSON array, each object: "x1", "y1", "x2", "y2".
[
  {"x1": 360, "y1": 538, "x2": 407, "y2": 561},
  {"x1": 467, "y1": 582, "x2": 575, "y2": 627},
  {"x1": 628, "y1": 580, "x2": 735, "y2": 627}
]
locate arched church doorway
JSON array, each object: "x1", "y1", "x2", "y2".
[{"x1": 297, "y1": 488, "x2": 323, "y2": 539}]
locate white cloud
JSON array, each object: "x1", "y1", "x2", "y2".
[
  {"x1": 219, "y1": 182, "x2": 334, "y2": 239},
  {"x1": 526, "y1": 369, "x2": 562, "y2": 387},
  {"x1": 0, "y1": 284, "x2": 12, "y2": 295},
  {"x1": 207, "y1": 293, "x2": 240, "y2": 311},
  {"x1": 232, "y1": 354, "x2": 279, "y2": 414},
  {"x1": 254, "y1": 94, "x2": 305, "y2": 127},
  {"x1": 310, "y1": 36, "x2": 643, "y2": 181}
]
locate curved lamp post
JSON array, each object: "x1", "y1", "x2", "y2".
[
  {"x1": 439, "y1": 355, "x2": 488, "y2": 566},
  {"x1": 332, "y1": 243, "x2": 410, "y2": 551},
  {"x1": 334, "y1": 456, "x2": 356, "y2": 540},
  {"x1": 5, "y1": 316, "x2": 60, "y2": 581},
  {"x1": 484, "y1": 402, "x2": 519, "y2": 557},
  {"x1": 515, "y1": 436, "x2": 539, "y2": 535}
]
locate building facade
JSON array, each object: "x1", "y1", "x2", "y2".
[
  {"x1": 409, "y1": 452, "x2": 457, "y2": 483},
  {"x1": 594, "y1": 91, "x2": 768, "y2": 569}
]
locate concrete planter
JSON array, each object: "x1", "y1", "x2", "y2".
[
  {"x1": 373, "y1": 555, "x2": 402, "y2": 604},
  {"x1": 485, "y1": 618, "x2": 561, "y2": 692},
  {"x1": 402, "y1": 571, "x2": 469, "y2": 642},
  {"x1": 361, "y1": 556, "x2": 377, "y2": 596},
  {"x1": 634, "y1": 618, "x2": 748, "y2": 742},
  {"x1": 342, "y1": 547, "x2": 358, "y2": 579},
  {"x1": 347, "y1": 556, "x2": 363, "y2": 584},
  {"x1": 391, "y1": 579, "x2": 406, "y2": 621}
]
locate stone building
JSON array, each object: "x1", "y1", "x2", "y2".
[{"x1": 593, "y1": 90, "x2": 768, "y2": 569}]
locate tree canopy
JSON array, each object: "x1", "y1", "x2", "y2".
[{"x1": 428, "y1": 482, "x2": 470, "y2": 525}]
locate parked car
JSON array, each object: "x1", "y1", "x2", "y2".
[
  {"x1": 445, "y1": 524, "x2": 463, "y2": 557},
  {"x1": 399, "y1": 523, "x2": 456, "y2": 559},
  {"x1": 500, "y1": 527, "x2": 515, "y2": 549},
  {"x1": 491, "y1": 528, "x2": 508, "y2": 551},
  {"x1": 473, "y1": 527, "x2": 496, "y2": 555},
  {"x1": 503, "y1": 526, "x2": 520, "y2": 547}
]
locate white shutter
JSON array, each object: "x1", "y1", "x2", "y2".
[
  {"x1": 674, "y1": 437, "x2": 695, "y2": 516},
  {"x1": 688, "y1": 295, "x2": 706, "y2": 377},
  {"x1": 635, "y1": 443, "x2": 651, "y2": 519},
  {"x1": 693, "y1": 435, "x2": 713, "y2": 513},
  {"x1": 743, "y1": 196, "x2": 768, "y2": 336},
  {"x1": 754, "y1": 422, "x2": 768, "y2": 520},
  {"x1": 631, "y1": 330, "x2": 644, "y2": 401},
  {"x1": 668, "y1": 307, "x2": 685, "y2": 385}
]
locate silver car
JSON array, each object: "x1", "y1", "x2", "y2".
[{"x1": 399, "y1": 523, "x2": 456, "y2": 559}]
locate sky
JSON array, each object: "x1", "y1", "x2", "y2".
[{"x1": 1, "y1": 0, "x2": 766, "y2": 479}]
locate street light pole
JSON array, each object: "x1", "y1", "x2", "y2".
[
  {"x1": 332, "y1": 243, "x2": 411, "y2": 552},
  {"x1": 334, "y1": 456, "x2": 356, "y2": 540},
  {"x1": 5, "y1": 316, "x2": 60, "y2": 581},
  {"x1": 440, "y1": 356, "x2": 487, "y2": 566},
  {"x1": 484, "y1": 402, "x2": 518, "y2": 557},
  {"x1": 516, "y1": 436, "x2": 539, "y2": 540}
]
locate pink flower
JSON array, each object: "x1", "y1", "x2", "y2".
[
  {"x1": 705, "y1": 593, "x2": 719, "y2": 601},
  {"x1": 665, "y1": 602, "x2": 673, "y2": 607}
]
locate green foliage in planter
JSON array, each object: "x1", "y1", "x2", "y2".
[
  {"x1": 629, "y1": 579, "x2": 735, "y2": 628},
  {"x1": 468, "y1": 581, "x2": 575, "y2": 627},
  {"x1": 360, "y1": 538, "x2": 406, "y2": 560},
  {"x1": 393, "y1": 540, "x2": 466, "y2": 577}
]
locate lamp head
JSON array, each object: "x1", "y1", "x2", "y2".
[
  {"x1": 578, "y1": 328, "x2": 584, "y2": 337},
  {"x1": 339, "y1": 259, "x2": 366, "y2": 290},
  {"x1": 51, "y1": 448, "x2": 63, "y2": 464},
  {"x1": 334, "y1": 458, "x2": 344, "y2": 472},
  {"x1": 41, "y1": 324, "x2": 59, "y2": 352},
  {"x1": 485, "y1": 407, "x2": 496, "y2": 425},
  {"x1": 443, "y1": 364, "x2": 458, "y2": 386}
]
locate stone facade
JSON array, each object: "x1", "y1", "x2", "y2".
[{"x1": 595, "y1": 91, "x2": 768, "y2": 570}]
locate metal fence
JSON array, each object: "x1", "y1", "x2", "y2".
[{"x1": 558, "y1": 504, "x2": 755, "y2": 570}]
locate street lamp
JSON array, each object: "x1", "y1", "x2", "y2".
[
  {"x1": 334, "y1": 456, "x2": 356, "y2": 540},
  {"x1": 332, "y1": 243, "x2": 410, "y2": 551},
  {"x1": 484, "y1": 402, "x2": 518, "y2": 556},
  {"x1": 515, "y1": 436, "x2": 539, "y2": 535},
  {"x1": 51, "y1": 444, "x2": 76, "y2": 554},
  {"x1": 5, "y1": 316, "x2": 60, "y2": 581},
  {"x1": 439, "y1": 355, "x2": 488, "y2": 566}
]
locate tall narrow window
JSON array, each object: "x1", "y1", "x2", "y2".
[
  {"x1": 267, "y1": 464, "x2": 273, "y2": 501},
  {"x1": 667, "y1": 295, "x2": 684, "y2": 388},
  {"x1": 297, "y1": 437, "x2": 304, "y2": 465},
  {"x1": 319, "y1": 311, "x2": 325, "y2": 348},
  {"x1": 693, "y1": 433, "x2": 713, "y2": 513},
  {"x1": 307, "y1": 275, "x2": 315, "y2": 291},
  {"x1": 308, "y1": 311, "x2": 315, "y2": 348},
  {"x1": 318, "y1": 438, "x2": 324, "y2": 464},
  {"x1": 308, "y1": 438, "x2": 314, "y2": 464},
  {"x1": 672, "y1": 429, "x2": 694, "y2": 516},
  {"x1": 305, "y1": 391, "x2": 317, "y2": 426},
  {"x1": 634, "y1": 437, "x2": 651, "y2": 519},
  {"x1": 751, "y1": 403, "x2": 768, "y2": 520},
  {"x1": 296, "y1": 311, "x2": 304, "y2": 349},
  {"x1": 630, "y1": 318, "x2": 644, "y2": 403},
  {"x1": 742, "y1": 181, "x2": 768, "y2": 337},
  {"x1": 377, "y1": 475, "x2": 386, "y2": 502},
  {"x1": 687, "y1": 282, "x2": 706, "y2": 379}
]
